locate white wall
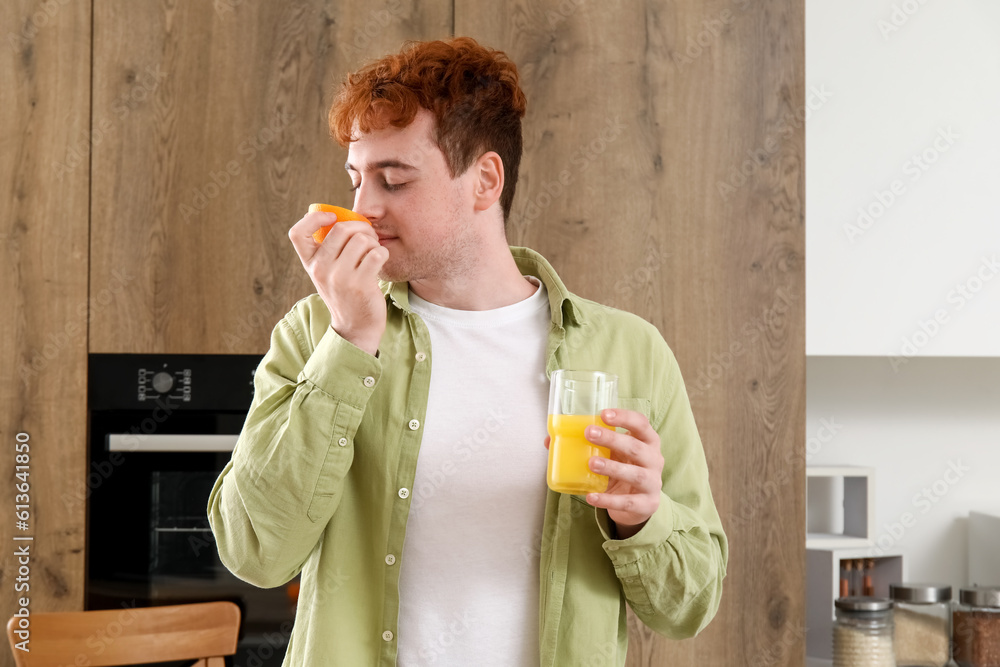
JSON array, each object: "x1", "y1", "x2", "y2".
[
  {"x1": 806, "y1": 356, "x2": 1000, "y2": 589},
  {"x1": 806, "y1": 0, "x2": 1000, "y2": 356}
]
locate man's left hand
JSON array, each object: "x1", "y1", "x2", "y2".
[{"x1": 584, "y1": 408, "x2": 664, "y2": 538}]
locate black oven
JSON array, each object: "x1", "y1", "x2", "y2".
[{"x1": 87, "y1": 354, "x2": 294, "y2": 666}]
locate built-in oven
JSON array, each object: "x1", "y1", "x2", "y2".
[{"x1": 87, "y1": 353, "x2": 295, "y2": 666}]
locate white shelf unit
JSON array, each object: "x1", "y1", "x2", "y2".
[
  {"x1": 806, "y1": 466, "x2": 875, "y2": 548},
  {"x1": 806, "y1": 547, "x2": 904, "y2": 660},
  {"x1": 805, "y1": 466, "x2": 902, "y2": 659},
  {"x1": 969, "y1": 511, "x2": 1000, "y2": 586}
]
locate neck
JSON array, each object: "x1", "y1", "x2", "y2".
[{"x1": 409, "y1": 230, "x2": 534, "y2": 310}]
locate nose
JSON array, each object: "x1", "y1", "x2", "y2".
[{"x1": 352, "y1": 181, "x2": 382, "y2": 223}]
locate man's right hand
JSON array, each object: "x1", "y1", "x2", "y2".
[{"x1": 288, "y1": 210, "x2": 389, "y2": 357}]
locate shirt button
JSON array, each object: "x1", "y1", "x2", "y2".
[
  {"x1": 363, "y1": 376, "x2": 375, "y2": 388},
  {"x1": 415, "y1": 352, "x2": 426, "y2": 362},
  {"x1": 382, "y1": 630, "x2": 393, "y2": 642},
  {"x1": 338, "y1": 437, "x2": 347, "y2": 447},
  {"x1": 408, "y1": 419, "x2": 420, "y2": 430},
  {"x1": 398, "y1": 488, "x2": 409, "y2": 499},
  {"x1": 385, "y1": 554, "x2": 396, "y2": 565}
]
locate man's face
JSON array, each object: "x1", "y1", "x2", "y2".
[{"x1": 346, "y1": 108, "x2": 480, "y2": 284}]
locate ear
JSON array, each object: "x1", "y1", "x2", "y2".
[{"x1": 472, "y1": 151, "x2": 504, "y2": 213}]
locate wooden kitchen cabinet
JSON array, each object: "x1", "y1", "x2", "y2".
[
  {"x1": 4, "y1": 1, "x2": 804, "y2": 666},
  {"x1": 460, "y1": 0, "x2": 806, "y2": 664},
  {"x1": 1, "y1": 0, "x2": 92, "y2": 662},
  {"x1": 89, "y1": 0, "x2": 450, "y2": 354}
]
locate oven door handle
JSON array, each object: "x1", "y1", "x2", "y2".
[{"x1": 106, "y1": 433, "x2": 239, "y2": 452}]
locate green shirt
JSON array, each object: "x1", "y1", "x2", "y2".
[{"x1": 207, "y1": 246, "x2": 728, "y2": 666}]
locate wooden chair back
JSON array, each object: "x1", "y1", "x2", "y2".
[{"x1": 6, "y1": 601, "x2": 240, "y2": 667}]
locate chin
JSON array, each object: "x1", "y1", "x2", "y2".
[{"x1": 378, "y1": 262, "x2": 407, "y2": 284}]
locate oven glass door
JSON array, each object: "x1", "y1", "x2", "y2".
[{"x1": 87, "y1": 409, "x2": 295, "y2": 666}]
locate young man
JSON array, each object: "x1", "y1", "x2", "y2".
[{"x1": 208, "y1": 37, "x2": 727, "y2": 666}]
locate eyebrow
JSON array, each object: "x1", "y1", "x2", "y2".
[{"x1": 344, "y1": 159, "x2": 418, "y2": 172}]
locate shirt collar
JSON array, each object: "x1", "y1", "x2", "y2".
[{"x1": 380, "y1": 246, "x2": 586, "y2": 327}]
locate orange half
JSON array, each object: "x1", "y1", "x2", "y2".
[{"x1": 308, "y1": 203, "x2": 371, "y2": 243}]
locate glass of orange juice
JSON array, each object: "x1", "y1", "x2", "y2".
[{"x1": 546, "y1": 370, "x2": 618, "y2": 495}]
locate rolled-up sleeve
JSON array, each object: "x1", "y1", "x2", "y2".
[
  {"x1": 594, "y1": 342, "x2": 728, "y2": 639},
  {"x1": 207, "y1": 304, "x2": 381, "y2": 589}
]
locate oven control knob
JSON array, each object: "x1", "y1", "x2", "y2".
[{"x1": 152, "y1": 371, "x2": 174, "y2": 394}]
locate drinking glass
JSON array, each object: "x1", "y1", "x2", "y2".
[{"x1": 546, "y1": 370, "x2": 618, "y2": 494}]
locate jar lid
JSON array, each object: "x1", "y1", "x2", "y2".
[
  {"x1": 890, "y1": 583, "x2": 953, "y2": 603},
  {"x1": 960, "y1": 586, "x2": 1000, "y2": 608},
  {"x1": 835, "y1": 597, "x2": 893, "y2": 612}
]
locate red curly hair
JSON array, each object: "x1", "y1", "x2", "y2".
[{"x1": 329, "y1": 37, "x2": 527, "y2": 221}]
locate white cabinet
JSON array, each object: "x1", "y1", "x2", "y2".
[{"x1": 806, "y1": 0, "x2": 1000, "y2": 357}]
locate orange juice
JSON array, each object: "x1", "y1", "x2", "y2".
[{"x1": 546, "y1": 414, "x2": 611, "y2": 494}]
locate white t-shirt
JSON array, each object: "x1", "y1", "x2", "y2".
[{"x1": 397, "y1": 276, "x2": 550, "y2": 666}]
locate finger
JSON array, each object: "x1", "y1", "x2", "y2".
[
  {"x1": 543, "y1": 435, "x2": 550, "y2": 450},
  {"x1": 288, "y1": 211, "x2": 338, "y2": 260},
  {"x1": 357, "y1": 244, "x2": 389, "y2": 279},
  {"x1": 584, "y1": 424, "x2": 657, "y2": 469},
  {"x1": 312, "y1": 223, "x2": 379, "y2": 274},
  {"x1": 584, "y1": 490, "x2": 657, "y2": 518},
  {"x1": 335, "y1": 230, "x2": 381, "y2": 270},
  {"x1": 316, "y1": 220, "x2": 379, "y2": 257},
  {"x1": 600, "y1": 408, "x2": 659, "y2": 446},
  {"x1": 589, "y1": 456, "x2": 658, "y2": 492}
]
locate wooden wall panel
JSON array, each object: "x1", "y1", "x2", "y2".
[
  {"x1": 0, "y1": 1, "x2": 92, "y2": 665},
  {"x1": 89, "y1": 0, "x2": 451, "y2": 354},
  {"x1": 459, "y1": 0, "x2": 806, "y2": 664}
]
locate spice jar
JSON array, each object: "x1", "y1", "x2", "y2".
[
  {"x1": 833, "y1": 597, "x2": 895, "y2": 667},
  {"x1": 954, "y1": 586, "x2": 1000, "y2": 667},
  {"x1": 890, "y1": 583, "x2": 952, "y2": 667}
]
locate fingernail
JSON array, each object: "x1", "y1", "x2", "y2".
[
  {"x1": 605, "y1": 409, "x2": 616, "y2": 419},
  {"x1": 591, "y1": 457, "x2": 604, "y2": 471},
  {"x1": 587, "y1": 426, "x2": 601, "y2": 439}
]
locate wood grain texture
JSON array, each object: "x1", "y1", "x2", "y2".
[
  {"x1": 89, "y1": 0, "x2": 451, "y2": 354},
  {"x1": 0, "y1": 2, "x2": 92, "y2": 666},
  {"x1": 458, "y1": 0, "x2": 806, "y2": 664}
]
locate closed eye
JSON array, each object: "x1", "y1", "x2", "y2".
[{"x1": 349, "y1": 179, "x2": 406, "y2": 192}]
